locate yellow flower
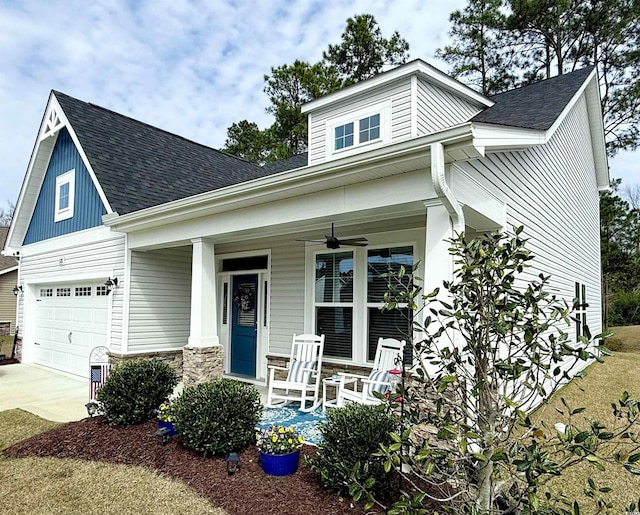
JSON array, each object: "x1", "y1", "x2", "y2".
[
  {"x1": 278, "y1": 427, "x2": 285, "y2": 433},
  {"x1": 272, "y1": 436, "x2": 278, "y2": 442},
  {"x1": 288, "y1": 438, "x2": 292, "y2": 444}
]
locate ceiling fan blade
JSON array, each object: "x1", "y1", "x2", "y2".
[
  {"x1": 296, "y1": 239, "x2": 326, "y2": 243},
  {"x1": 339, "y1": 238, "x2": 368, "y2": 246}
]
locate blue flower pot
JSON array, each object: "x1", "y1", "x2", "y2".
[
  {"x1": 260, "y1": 450, "x2": 300, "y2": 476},
  {"x1": 157, "y1": 420, "x2": 177, "y2": 436}
]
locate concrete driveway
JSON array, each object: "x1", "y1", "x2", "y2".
[{"x1": 0, "y1": 363, "x2": 88, "y2": 422}]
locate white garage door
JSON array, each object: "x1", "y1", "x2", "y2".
[{"x1": 35, "y1": 283, "x2": 109, "y2": 378}]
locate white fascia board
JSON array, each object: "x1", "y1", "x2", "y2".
[
  {"x1": 5, "y1": 92, "x2": 56, "y2": 252},
  {"x1": 0, "y1": 265, "x2": 18, "y2": 276},
  {"x1": 471, "y1": 123, "x2": 547, "y2": 149},
  {"x1": 105, "y1": 124, "x2": 475, "y2": 233},
  {"x1": 301, "y1": 59, "x2": 493, "y2": 114}
]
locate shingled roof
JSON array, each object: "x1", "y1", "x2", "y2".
[
  {"x1": 54, "y1": 92, "x2": 272, "y2": 215},
  {"x1": 472, "y1": 66, "x2": 595, "y2": 130}
]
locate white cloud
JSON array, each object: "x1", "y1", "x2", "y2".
[{"x1": 0, "y1": 0, "x2": 634, "y2": 217}]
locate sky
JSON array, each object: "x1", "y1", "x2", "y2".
[{"x1": 0, "y1": 0, "x2": 636, "y2": 216}]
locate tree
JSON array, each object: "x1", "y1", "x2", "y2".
[
  {"x1": 222, "y1": 14, "x2": 409, "y2": 163},
  {"x1": 351, "y1": 229, "x2": 640, "y2": 513},
  {"x1": 323, "y1": 14, "x2": 409, "y2": 84},
  {"x1": 436, "y1": 0, "x2": 517, "y2": 95},
  {"x1": 438, "y1": 0, "x2": 640, "y2": 155},
  {"x1": 600, "y1": 180, "x2": 640, "y2": 326},
  {"x1": 0, "y1": 200, "x2": 15, "y2": 227}
]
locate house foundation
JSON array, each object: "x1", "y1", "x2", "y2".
[
  {"x1": 108, "y1": 350, "x2": 183, "y2": 377},
  {"x1": 182, "y1": 345, "x2": 224, "y2": 388}
]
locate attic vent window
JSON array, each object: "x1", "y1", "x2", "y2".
[
  {"x1": 335, "y1": 122, "x2": 354, "y2": 150},
  {"x1": 54, "y1": 169, "x2": 75, "y2": 222}
]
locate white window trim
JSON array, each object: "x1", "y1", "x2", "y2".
[
  {"x1": 306, "y1": 236, "x2": 417, "y2": 366},
  {"x1": 54, "y1": 169, "x2": 75, "y2": 222},
  {"x1": 325, "y1": 100, "x2": 392, "y2": 160}
]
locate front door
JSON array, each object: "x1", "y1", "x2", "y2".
[{"x1": 230, "y1": 274, "x2": 258, "y2": 376}]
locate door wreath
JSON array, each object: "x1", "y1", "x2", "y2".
[{"x1": 234, "y1": 285, "x2": 255, "y2": 312}]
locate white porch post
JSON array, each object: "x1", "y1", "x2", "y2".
[
  {"x1": 423, "y1": 201, "x2": 454, "y2": 296},
  {"x1": 187, "y1": 238, "x2": 219, "y2": 347}
]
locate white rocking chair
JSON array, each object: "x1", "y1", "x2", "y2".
[
  {"x1": 266, "y1": 334, "x2": 325, "y2": 412},
  {"x1": 336, "y1": 337, "x2": 406, "y2": 406}
]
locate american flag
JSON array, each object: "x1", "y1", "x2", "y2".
[{"x1": 90, "y1": 364, "x2": 110, "y2": 400}]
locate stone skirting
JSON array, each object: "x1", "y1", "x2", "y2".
[
  {"x1": 108, "y1": 350, "x2": 183, "y2": 377},
  {"x1": 182, "y1": 345, "x2": 224, "y2": 388},
  {"x1": 266, "y1": 354, "x2": 372, "y2": 382}
]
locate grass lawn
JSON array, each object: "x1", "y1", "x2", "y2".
[
  {"x1": 0, "y1": 334, "x2": 14, "y2": 357},
  {"x1": 0, "y1": 410, "x2": 224, "y2": 515},
  {"x1": 530, "y1": 325, "x2": 640, "y2": 512}
]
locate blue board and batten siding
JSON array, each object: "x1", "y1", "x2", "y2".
[{"x1": 23, "y1": 129, "x2": 107, "y2": 244}]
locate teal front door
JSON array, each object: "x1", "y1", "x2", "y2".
[{"x1": 230, "y1": 274, "x2": 258, "y2": 376}]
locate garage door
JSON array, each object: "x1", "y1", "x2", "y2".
[{"x1": 35, "y1": 283, "x2": 109, "y2": 378}]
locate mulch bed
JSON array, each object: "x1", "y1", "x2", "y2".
[
  {"x1": 0, "y1": 358, "x2": 19, "y2": 365},
  {"x1": 3, "y1": 416, "x2": 371, "y2": 514}
]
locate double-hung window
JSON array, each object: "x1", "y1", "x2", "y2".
[
  {"x1": 367, "y1": 246, "x2": 413, "y2": 363},
  {"x1": 54, "y1": 169, "x2": 75, "y2": 222},
  {"x1": 315, "y1": 252, "x2": 354, "y2": 359}
]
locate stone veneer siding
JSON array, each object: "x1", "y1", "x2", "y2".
[
  {"x1": 182, "y1": 345, "x2": 224, "y2": 388},
  {"x1": 109, "y1": 350, "x2": 183, "y2": 377}
]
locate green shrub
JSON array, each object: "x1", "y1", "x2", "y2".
[
  {"x1": 309, "y1": 403, "x2": 396, "y2": 496},
  {"x1": 172, "y1": 379, "x2": 262, "y2": 456},
  {"x1": 96, "y1": 359, "x2": 178, "y2": 425}
]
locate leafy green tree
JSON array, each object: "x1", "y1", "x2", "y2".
[
  {"x1": 439, "y1": 0, "x2": 640, "y2": 155},
  {"x1": 350, "y1": 229, "x2": 640, "y2": 513},
  {"x1": 600, "y1": 180, "x2": 640, "y2": 326},
  {"x1": 436, "y1": 0, "x2": 517, "y2": 95},
  {"x1": 222, "y1": 14, "x2": 409, "y2": 163},
  {"x1": 323, "y1": 13, "x2": 409, "y2": 84}
]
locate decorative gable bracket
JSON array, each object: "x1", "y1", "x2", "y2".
[{"x1": 41, "y1": 106, "x2": 65, "y2": 140}]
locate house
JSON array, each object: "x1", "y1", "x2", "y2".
[
  {"x1": 0, "y1": 227, "x2": 18, "y2": 338},
  {"x1": 2, "y1": 59, "x2": 607, "y2": 384}
]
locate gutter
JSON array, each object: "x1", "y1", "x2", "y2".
[{"x1": 431, "y1": 142, "x2": 465, "y2": 234}]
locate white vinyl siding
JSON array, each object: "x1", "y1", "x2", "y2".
[
  {"x1": 416, "y1": 77, "x2": 482, "y2": 135},
  {"x1": 128, "y1": 246, "x2": 192, "y2": 352},
  {"x1": 455, "y1": 95, "x2": 602, "y2": 339},
  {"x1": 17, "y1": 232, "x2": 125, "y2": 353},
  {"x1": 308, "y1": 78, "x2": 412, "y2": 165}
]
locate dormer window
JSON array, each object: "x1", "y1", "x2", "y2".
[
  {"x1": 54, "y1": 169, "x2": 75, "y2": 222},
  {"x1": 335, "y1": 122, "x2": 354, "y2": 150},
  {"x1": 359, "y1": 114, "x2": 380, "y2": 143},
  {"x1": 326, "y1": 101, "x2": 390, "y2": 160}
]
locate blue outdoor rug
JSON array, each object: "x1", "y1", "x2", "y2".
[{"x1": 257, "y1": 405, "x2": 326, "y2": 446}]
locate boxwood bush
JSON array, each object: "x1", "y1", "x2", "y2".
[
  {"x1": 309, "y1": 403, "x2": 397, "y2": 496},
  {"x1": 96, "y1": 359, "x2": 178, "y2": 425},
  {"x1": 172, "y1": 379, "x2": 262, "y2": 456}
]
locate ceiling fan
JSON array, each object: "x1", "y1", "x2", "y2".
[{"x1": 298, "y1": 223, "x2": 368, "y2": 249}]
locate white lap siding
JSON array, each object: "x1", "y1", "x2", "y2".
[
  {"x1": 455, "y1": 95, "x2": 602, "y2": 342},
  {"x1": 127, "y1": 246, "x2": 192, "y2": 352}
]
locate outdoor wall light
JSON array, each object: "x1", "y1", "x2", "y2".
[
  {"x1": 226, "y1": 452, "x2": 240, "y2": 475},
  {"x1": 85, "y1": 401, "x2": 99, "y2": 417},
  {"x1": 155, "y1": 426, "x2": 172, "y2": 446},
  {"x1": 12, "y1": 285, "x2": 22, "y2": 296},
  {"x1": 104, "y1": 277, "x2": 118, "y2": 294}
]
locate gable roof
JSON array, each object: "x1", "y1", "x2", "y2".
[
  {"x1": 472, "y1": 66, "x2": 596, "y2": 130},
  {"x1": 262, "y1": 152, "x2": 308, "y2": 174},
  {"x1": 53, "y1": 91, "x2": 270, "y2": 215},
  {"x1": 0, "y1": 227, "x2": 18, "y2": 271}
]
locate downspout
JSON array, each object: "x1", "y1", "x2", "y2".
[{"x1": 430, "y1": 142, "x2": 465, "y2": 235}]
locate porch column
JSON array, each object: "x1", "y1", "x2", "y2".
[
  {"x1": 184, "y1": 238, "x2": 223, "y2": 387},
  {"x1": 423, "y1": 201, "x2": 454, "y2": 296}
]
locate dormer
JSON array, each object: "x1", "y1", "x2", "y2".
[{"x1": 302, "y1": 59, "x2": 493, "y2": 166}]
